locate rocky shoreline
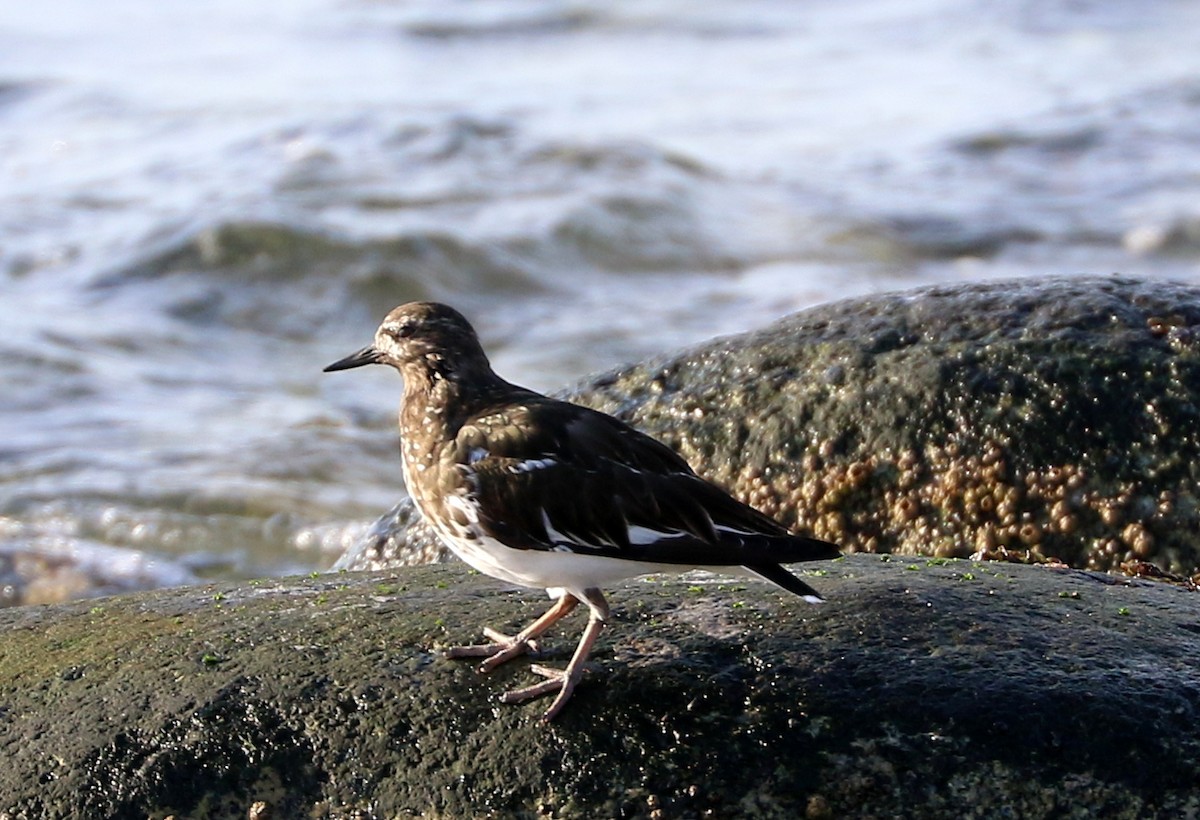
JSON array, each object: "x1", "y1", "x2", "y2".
[
  {"x1": 1, "y1": 557, "x2": 1197, "y2": 818},
  {"x1": 3, "y1": 275, "x2": 1199, "y2": 818}
]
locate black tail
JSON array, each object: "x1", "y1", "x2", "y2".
[
  {"x1": 744, "y1": 561, "x2": 827, "y2": 603},
  {"x1": 764, "y1": 533, "x2": 841, "y2": 564}
]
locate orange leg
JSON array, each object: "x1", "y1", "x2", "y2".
[
  {"x1": 447, "y1": 588, "x2": 610, "y2": 721},
  {"x1": 500, "y1": 606, "x2": 605, "y2": 721},
  {"x1": 445, "y1": 593, "x2": 579, "y2": 672}
]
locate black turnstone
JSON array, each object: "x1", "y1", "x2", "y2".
[{"x1": 325, "y1": 302, "x2": 840, "y2": 720}]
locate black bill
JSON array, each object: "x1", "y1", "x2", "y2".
[{"x1": 323, "y1": 346, "x2": 383, "y2": 372}]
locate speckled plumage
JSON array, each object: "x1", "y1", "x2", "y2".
[{"x1": 325, "y1": 301, "x2": 839, "y2": 720}]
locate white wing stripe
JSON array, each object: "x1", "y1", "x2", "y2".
[
  {"x1": 714, "y1": 523, "x2": 760, "y2": 537},
  {"x1": 541, "y1": 508, "x2": 571, "y2": 545},
  {"x1": 627, "y1": 525, "x2": 690, "y2": 545}
]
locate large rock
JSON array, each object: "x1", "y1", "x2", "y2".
[
  {"x1": 340, "y1": 275, "x2": 1200, "y2": 577},
  {"x1": 0, "y1": 557, "x2": 1197, "y2": 818}
]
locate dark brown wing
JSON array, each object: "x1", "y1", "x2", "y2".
[{"x1": 453, "y1": 398, "x2": 840, "y2": 570}]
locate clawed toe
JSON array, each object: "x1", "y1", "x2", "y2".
[
  {"x1": 444, "y1": 595, "x2": 579, "y2": 673},
  {"x1": 499, "y1": 663, "x2": 591, "y2": 722},
  {"x1": 442, "y1": 591, "x2": 606, "y2": 721},
  {"x1": 444, "y1": 627, "x2": 541, "y2": 671},
  {"x1": 499, "y1": 664, "x2": 567, "y2": 701}
]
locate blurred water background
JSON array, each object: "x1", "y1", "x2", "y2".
[{"x1": 3, "y1": 0, "x2": 1200, "y2": 603}]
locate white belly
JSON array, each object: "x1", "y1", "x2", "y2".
[
  {"x1": 407, "y1": 468, "x2": 750, "y2": 606},
  {"x1": 429, "y1": 521, "x2": 683, "y2": 596}
]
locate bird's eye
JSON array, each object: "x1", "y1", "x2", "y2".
[{"x1": 390, "y1": 324, "x2": 416, "y2": 339}]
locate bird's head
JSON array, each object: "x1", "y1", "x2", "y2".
[{"x1": 324, "y1": 301, "x2": 492, "y2": 381}]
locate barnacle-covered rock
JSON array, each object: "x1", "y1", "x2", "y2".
[{"x1": 341, "y1": 275, "x2": 1200, "y2": 577}]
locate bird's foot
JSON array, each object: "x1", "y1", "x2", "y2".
[
  {"x1": 444, "y1": 627, "x2": 541, "y2": 673},
  {"x1": 499, "y1": 663, "x2": 590, "y2": 722}
]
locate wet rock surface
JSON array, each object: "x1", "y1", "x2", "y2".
[
  {"x1": 0, "y1": 557, "x2": 1197, "y2": 819},
  {"x1": 340, "y1": 275, "x2": 1200, "y2": 577}
]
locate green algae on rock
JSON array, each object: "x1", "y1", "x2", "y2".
[
  {"x1": 340, "y1": 275, "x2": 1200, "y2": 578},
  {"x1": 0, "y1": 558, "x2": 1197, "y2": 818}
]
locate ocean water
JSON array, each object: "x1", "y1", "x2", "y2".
[{"x1": 3, "y1": 0, "x2": 1200, "y2": 603}]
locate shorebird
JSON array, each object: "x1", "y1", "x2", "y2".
[{"x1": 325, "y1": 302, "x2": 839, "y2": 720}]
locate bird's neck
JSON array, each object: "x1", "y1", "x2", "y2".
[
  {"x1": 397, "y1": 361, "x2": 513, "y2": 510},
  {"x1": 398, "y1": 360, "x2": 508, "y2": 444}
]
